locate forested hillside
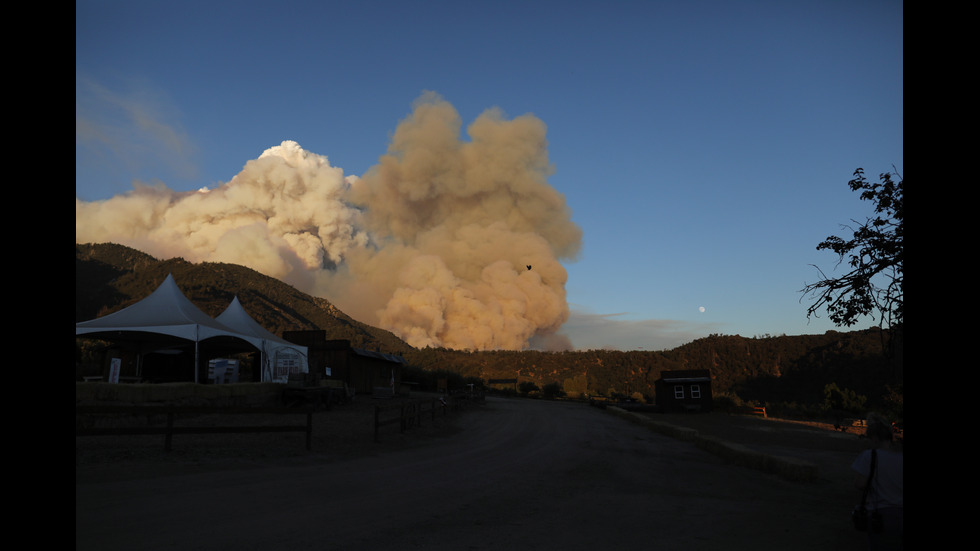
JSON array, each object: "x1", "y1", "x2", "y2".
[
  {"x1": 76, "y1": 243, "x2": 901, "y2": 414},
  {"x1": 75, "y1": 243, "x2": 412, "y2": 354},
  {"x1": 403, "y1": 329, "x2": 899, "y2": 412}
]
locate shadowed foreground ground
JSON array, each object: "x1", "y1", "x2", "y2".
[{"x1": 76, "y1": 396, "x2": 871, "y2": 551}]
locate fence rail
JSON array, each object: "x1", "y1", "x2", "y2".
[
  {"x1": 75, "y1": 405, "x2": 315, "y2": 451},
  {"x1": 373, "y1": 392, "x2": 482, "y2": 442}
]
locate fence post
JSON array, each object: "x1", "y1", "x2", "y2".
[
  {"x1": 306, "y1": 410, "x2": 313, "y2": 451},
  {"x1": 164, "y1": 410, "x2": 174, "y2": 451}
]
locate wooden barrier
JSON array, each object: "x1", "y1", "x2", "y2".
[
  {"x1": 373, "y1": 393, "x2": 480, "y2": 442},
  {"x1": 75, "y1": 405, "x2": 315, "y2": 451}
]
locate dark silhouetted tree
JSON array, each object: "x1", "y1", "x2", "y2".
[
  {"x1": 803, "y1": 168, "x2": 903, "y2": 340},
  {"x1": 541, "y1": 382, "x2": 564, "y2": 400},
  {"x1": 822, "y1": 382, "x2": 867, "y2": 421},
  {"x1": 518, "y1": 381, "x2": 540, "y2": 396}
]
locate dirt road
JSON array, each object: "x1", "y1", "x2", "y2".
[{"x1": 76, "y1": 397, "x2": 869, "y2": 551}]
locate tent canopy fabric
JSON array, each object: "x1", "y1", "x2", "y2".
[
  {"x1": 216, "y1": 296, "x2": 309, "y2": 382},
  {"x1": 216, "y1": 296, "x2": 290, "y2": 344},
  {"x1": 76, "y1": 274, "x2": 242, "y2": 343},
  {"x1": 76, "y1": 274, "x2": 308, "y2": 382}
]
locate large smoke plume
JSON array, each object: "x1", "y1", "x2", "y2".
[{"x1": 76, "y1": 93, "x2": 582, "y2": 350}]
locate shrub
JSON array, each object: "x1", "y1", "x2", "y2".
[
  {"x1": 518, "y1": 381, "x2": 540, "y2": 396},
  {"x1": 822, "y1": 382, "x2": 867, "y2": 415},
  {"x1": 541, "y1": 382, "x2": 564, "y2": 400}
]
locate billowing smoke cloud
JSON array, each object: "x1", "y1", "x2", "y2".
[
  {"x1": 76, "y1": 140, "x2": 366, "y2": 294},
  {"x1": 76, "y1": 93, "x2": 582, "y2": 350}
]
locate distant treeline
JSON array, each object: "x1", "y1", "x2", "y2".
[
  {"x1": 403, "y1": 329, "x2": 901, "y2": 413},
  {"x1": 76, "y1": 242, "x2": 902, "y2": 415}
]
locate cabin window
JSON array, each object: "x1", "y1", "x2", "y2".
[
  {"x1": 690, "y1": 385, "x2": 701, "y2": 399},
  {"x1": 673, "y1": 385, "x2": 684, "y2": 399}
]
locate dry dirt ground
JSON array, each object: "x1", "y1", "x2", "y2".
[
  {"x1": 76, "y1": 392, "x2": 471, "y2": 481},
  {"x1": 76, "y1": 395, "x2": 880, "y2": 551}
]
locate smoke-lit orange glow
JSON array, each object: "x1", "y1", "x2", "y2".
[{"x1": 76, "y1": 93, "x2": 582, "y2": 351}]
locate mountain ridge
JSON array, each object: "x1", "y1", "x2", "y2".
[
  {"x1": 75, "y1": 242, "x2": 413, "y2": 354},
  {"x1": 76, "y1": 242, "x2": 900, "y2": 413}
]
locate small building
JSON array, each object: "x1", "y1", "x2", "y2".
[
  {"x1": 282, "y1": 331, "x2": 405, "y2": 395},
  {"x1": 655, "y1": 369, "x2": 712, "y2": 412}
]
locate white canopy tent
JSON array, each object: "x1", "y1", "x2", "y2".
[
  {"x1": 216, "y1": 296, "x2": 309, "y2": 383},
  {"x1": 75, "y1": 274, "x2": 308, "y2": 383}
]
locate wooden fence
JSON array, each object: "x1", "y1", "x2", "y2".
[
  {"x1": 373, "y1": 392, "x2": 482, "y2": 442},
  {"x1": 75, "y1": 405, "x2": 315, "y2": 451}
]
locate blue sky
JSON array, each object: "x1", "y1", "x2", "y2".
[{"x1": 76, "y1": 0, "x2": 903, "y2": 351}]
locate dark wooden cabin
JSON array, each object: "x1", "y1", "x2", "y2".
[
  {"x1": 655, "y1": 369, "x2": 713, "y2": 412},
  {"x1": 282, "y1": 331, "x2": 405, "y2": 395}
]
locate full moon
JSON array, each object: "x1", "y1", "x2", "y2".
[{"x1": 699, "y1": 306, "x2": 705, "y2": 313}]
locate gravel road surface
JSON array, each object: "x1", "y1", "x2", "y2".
[{"x1": 76, "y1": 396, "x2": 869, "y2": 551}]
